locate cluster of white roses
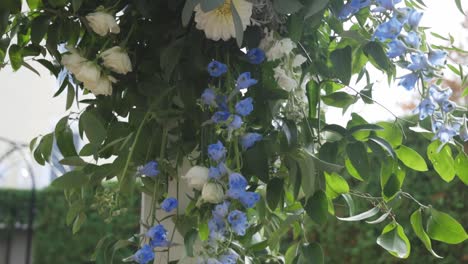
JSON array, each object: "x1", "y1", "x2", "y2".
[
  {"x1": 183, "y1": 166, "x2": 225, "y2": 204},
  {"x1": 259, "y1": 30, "x2": 310, "y2": 121},
  {"x1": 61, "y1": 11, "x2": 132, "y2": 96}
]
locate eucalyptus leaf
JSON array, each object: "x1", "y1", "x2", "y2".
[
  {"x1": 366, "y1": 209, "x2": 392, "y2": 224},
  {"x1": 337, "y1": 207, "x2": 379, "y2": 221}
]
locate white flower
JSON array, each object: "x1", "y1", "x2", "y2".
[
  {"x1": 201, "y1": 182, "x2": 224, "y2": 204},
  {"x1": 259, "y1": 29, "x2": 275, "y2": 52},
  {"x1": 194, "y1": 0, "x2": 252, "y2": 41},
  {"x1": 84, "y1": 75, "x2": 115, "y2": 96},
  {"x1": 61, "y1": 50, "x2": 86, "y2": 74},
  {"x1": 266, "y1": 38, "x2": 296, "y2": 61},
  {"x1": 86, "y1": 11, "x2": 120, "y2": 37},
  {"x1": 183, "y1": 166, "x2": 209, "y2": 190},
  {"x1": 292, "y1": 54, "x2": 307, "y2": 68},
  {"x1": 74, "y1": 61, "x2": 101, "y2": 85},
  {"x1": 273, "y1": 66, "x2": 297, "y2": 92},
  {"x1": 100, "y1": 46, "x2": 132, "y2": 74}
]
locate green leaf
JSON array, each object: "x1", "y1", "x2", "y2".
[
  {"x1": 285, "y1": 243, "x2": 300, "y2": 264},
  {"x1": 345, "y1": 158, "x2": 363, "y2": 181},
  {"x1": 410, "y1": 210, "x2": 442, "y2": 258},
  {"x1": 375, "y1": 122, "x2": 403, "y2": 147},
  {"x1": 80, "y1": 111, "x2": 106, "y2": 145},
  {"x1": 268, "y1": 214, "x2": 300, "y2": 248},
  {"x1": 298, "y1": 242, "x2": 324, "y2": 264},
  {"x1": 231, "y1": 2, "x2": 244, "y2": 47},
  {"x1": 455, "y1": 0, "x2": 465, "y2": 15},
  {"x1": 380, "y1": 160, "x2": 405, "y2": 201},
  {"x1": 52, "y1": 170, "x2": 89, "y2": 189},
  {"x1": 288, "y1": 13, "x2": 304, "y2": 42},
  {"x1": 376, "y1": 222, "x2": 411, "y2": 258},
  {"x1": 71, "y1": 0, "x2": 83, "y2": 12},
  {"x1": 330, "y1": 46, "x2": 352, "y2": 85},
  {"x1": 427, "y1": 208, "x2": 468, "y2": 244},
  {"x1": 242, "y1": 142, "x2": 269, "y2": 182},
  {"x1": 395, "y1": 145, "x2": 428, "y2": 172},
  {"x1": 337, "y1": 207, "x2": 379, "y2": 221},
  {"x1": 198, "y1": 221, "x2": 209, "y2": 241},
  {"x1": 31, "y1": 16, "x2": 49, "y2": 44},
  {"x1": 304, "y1": 190, "x2": 328, "y2": 225},
  {"x1": 48, "y1": 0, "x2": 67, "y2": 8},
  {"x1": 304, "y1": 0, "x2": 329, "y2": 19},
  {"x1": 426, "y1": 141, "x2": 455, "y2": 182},
  {"x1": 307, "y1": 80, "x2": 320, "y2": 118},
  {"x1": 27, "y1": 0, "x2": 42, "y2": 10},
  {"x1": 59, "y1": 156, "x2": 88, "y2": 166},
  {"x1": 455, "y1": 153, "x2": 468, "y2": 185},
  {"x1": 363, "y1": 41, "x2": 392, "y2": 71},
  {"x1": 346, "y1": 141, "x2": 370, "y2": 180},
  {"x1": 184, "y1": 229, "x2": 198, "y2": 257},
  {"x1": 273, "y1": 0, "x2": 303, "y2": 14},
  {"x1": 72, "y1": 212, "x2": 86, "y2": 234},
  {"x1": 322, "y1": 91, "x2": 357, "y2": 109},
  {"x1": 291, "y1": 150, "x2": 317, "y2": 197},
  {"x1": 267, "y1": 178, "x2": 284, "y2": 210},
  {"x1": 66, "y1": 84, "x2": 75, "y2": 110},
  {"x1": 369, "y1": 136, "x2": 396, "y2": 160},
  {"x1": 325, "y1": 172, "x2": 349, "y2": 199},
  {"x1": 39, "y1": 133, "x2": 54, "y2": 162},
  {"x1": 360, "y1": 83, "x2": 373, "y2": 104},
  {"x1": 55, "y1": 116, "x2": 78, "y2": 157},
  {"x1": 8, "y1": 44, "x2": 23, "y2": 71},
  {"x1": 200, "y1": 0, "x2": 224, "y2": 12},
  {"x1": 0, "y1": 0, "x2": 21, "y2": 14}
]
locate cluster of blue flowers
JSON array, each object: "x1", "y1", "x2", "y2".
[
  {"x1": 339, "y1": 0, "x2": 467, "y2": 145},
  {"x1": 198, "y1": 49, "x2": 265, "y2": 263}
]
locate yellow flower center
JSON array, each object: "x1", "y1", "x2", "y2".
[{"x1": 215, "y1": 0, "x2": 232, "y2": 16}]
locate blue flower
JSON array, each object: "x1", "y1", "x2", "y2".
[
  {"x1": 207, "y1": 258, "x2": 222, "y2": 264},
  {"x1": 216, "y1": 95, "x2": 229, "y2": 111},
  {"x1": 229, "y1": 173, "x2": 248, "y2": 190},
  {"x1": 208, "y1": 215, "x2": 226, "y2": 239},
  {"x1": 428, "y1": 50, "x2": 447, "y2": 66},
  {"x1": 201, "y1": 88, "x2": 217, "y2": 106},
  {"x1": 338, "y1": 0, "x2": 371, "y2": 19},
  {"x1": 417, "y1": 98, "x2": 435, "y2": 120},
  {"x1": 227, "y1": 210, "x2": 249, "y2": 236},
  {"x1": 146, "y1": 224, "x2": 168, "y2": 247},
  {"x1": 387, "y1": 39, "x2": 407, "y2": 58},
  {"x1": 435, "y1": 125, "x2": 457, "y2": 144},
  {"x1": 247, "y1": 48, "x2": 265, "y2": 64},
  {"x1": 429, "y1": 85, "x2": 452, "y2": 104},
  {"x1": 213, "y1": 201, "x2": 230, "y2": 218},
  {"x1": 372, "y1": 0, "x2": 401, "y2": 12},
  {"x1": 132, "y1": 245, "x2": 155, "y2": 264},
  {"x1": 138, "y1": 161, "x2": 159, "y2": 177},
  {"x1": 408, "y1": 9, "x2": 423, "y2": 28},
  {"x1": 219, "y1": 250, "x2": 239, "y2": 264},
  {"x1": 460, "y1": 116, "x2": 468, "y2": 142},
  {"x1": 207, "y1": 61, "x2": 228, "y2": 77},
  {"x1": 227, "y1": 188, "x2": 244, "y2": 199},
  {"x1": 209, "y1": 166, "x2": 222, "y2": 179},
  {"x1": 236, "y1": 72, "x2": 258, "y2": 90},
  {"x1": 208, "y1": 141, "x2": 227, "y2": 162},
  {"x1": 407, "y1": 52, "x2": 429, "y2": 71},
  {"x1": 161, "y1": 197, "x2": 178, "y2": 212},
  {"x1": 431, "y1": 114, "x2": 444, "y2": 133},
  {"x1": 239, "y1": 192, "x2": 260, "y2": 208},
  {"x1": 240, "y1": 133, "x2": 262, "y2": 150},
  {"x1": 374, "y1": 17, "x2": 403, "y2": 41},
  {"x1": 405, "y1": 31, "x2": 421, "y2": 48},
  {"x1": 441, "y1": 100, "x2": 456, "y2": 113},
  {"x1": 398, "y1": 72, "x2": 418, "y2": 90},
  {"x1": 235, "y1": 97, "x2": 254, "y2": 117},
  {"x1": 211, "y1": 111, "x2": 231, "y2": 123},
  {"x1": 228, "y1": 115, "x2": 243, "y2": 130}
]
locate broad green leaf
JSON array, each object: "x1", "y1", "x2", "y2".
[
  {"x1": 231, "y1": 2, "x2": 244, "y2": 47},
  {"x1": 31, "y1": 16, "x2": 49, "y2": 44},
  {"x1": 305, "y1": 190, "x2": 328, "y2": 225},
  {"x1": 285, "y1": 243, "x2": 299, "y2": 264},
  {"x1": 325, "y1": 172, "x2": 349, "y2": 199},
  {"x1": 27, "y1": 0, "x2": 42, "y2": 10},
  {"x1": 376, "y1": 122, "x2": 403, "y2": 147},
  {"x1": 39, "y1": 133, "x2": 54, "y2": 162},
  {"x1": 200, "y1": 0, "x2": 224, "y2": 12},
  {"x1": 8, "y1": 44, "x2": 23, "y2": 71},
  {"x1": 298, "y1": 242, "x2": 324, "y2": 264},
  {"x1": 330, "y1": 46, "x2": 352, "y2": 85},
  {"x1": 304, "y1": 0, "x2": 329, "y2": 19},
  {"x1": 267, "y1": 178, "x2": 284, "y2": 210},
  {"x1": 427, "y1": 209, "x2": 468, "y2": 244},
  {"x1": 410, "y1": 210, "x2": 442, "y2": 258},
  {"x1": 376, "y1": 222, "x2": 411, "y2": 258},
  {"x1": 380, "y1": 160, "x2": 405, "y2": 201},
  {"x1": 346, "y1": 141, "x2": 370, "y2": 180},
  {"x1": 322, "y1": 91, "x2": 357, "y2": 109},
  {"x1": 273, "y1": 0, "x2": 303, "y2": 14},
  {"x1": 427, "y1": 141, "x2": 455, "y2": 182},
  {"x1": 184, "y1": 229, "x2": 198, "y2": 257},
  {"x1": 303, "y1": 149, "x2": 344, "y2": 173},
  {"x1": 395, "y1": 145, "x2": 428, "y2": 172},
  {"x1": 55, "y1": 116, "x2": 78, "y2": 157},
  {"x1": 288, "y1": 13, "x2": 304, "y2": 42},
  {"x1": 363, "y1": 41, "x2": 392, "y2": 71},
  {"x1": 336, "y1": 207, "x2": 380, "y2": 222},
  {"x1": 242, "y1": 142, "x2": 269, "y2": 182},
  {"x1": 345, "y1": 158, "x2": 363, "y2": 181},
  {"x1": 337, "y1": 207, "x2": 379, "y2": 221},
  {"x1": 369, "y1": 136, "x2": 396, "y2": 159},
  {"x1": 455, "y1": 153, "x2": 468, "y2": 185},
  {"x1": 80, "y1": 111, "x2": 107, "y2": 145},
  {"x1": 52, "y1": 170, "x2": 89, "y2": 189}
]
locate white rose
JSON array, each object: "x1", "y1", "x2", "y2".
[
  {"x1": 266, "y1": 38, "x2": 296, "y2": 61},
  {"x1": 292, "y1": 54, "x2": 307, "y2": 68},
  {"x1": 61, "y1": 51, "x2": 86, "y2": 74},
  {"x1": 74, "y1": 61, "x2": 101, "y2": 85},
  {"x1": 182, "y1": 166, "x2": 209, "y2": 190},
  {"x1": 86, "y1": 11, "x2": 120, "y2": 36},
  {"x1": 201, "y1": 182, "x2": 224, "y2": 204},
  {"x1": 274, "y1": 66, "x2": 297, "y2": 92},
  {"x1": 84, "y1": 75, "x2": 115, "y2": 96},
  {"x1": 100, "y1": 46, "x2": 132, "y2": 74}
]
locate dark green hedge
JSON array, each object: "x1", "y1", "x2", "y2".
[{"x1": 0, "y1": 185, "x2": 140, "y2": 264}]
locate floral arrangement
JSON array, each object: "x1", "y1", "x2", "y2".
[{"x1": 0, "y1": 0, "x2": 467, "y2": 263}]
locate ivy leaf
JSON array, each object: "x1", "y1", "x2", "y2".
[
  {"x1": 200, "y1": 0, "x2": 224, "y2": 12},
  {"x1": 410, "y1": 210, "x2": 443, "y2": 258},
  {"x1": 337, "y1": 207, "x2": 380, "y2": 221},
  {"x1": 273, "y1": 0, "x2": 303, "y2": 14},
  {"x1": 455, "y1": 153, "x2": 468, "y2": 185},
  {"x1": 395, "y1": 145, "x2": 428, "y2": 172},
  {"x1": 376, "y1": 222, "x2": 411, "y2": 259},
  {"x1": 426, "y1": 209, "x2": 468, "y2": 244},
  {"x1": 304, "y1": 190, "x2": 328, "y2": 225},
  {"x1": 330, "y1": 46, "x2": 352, "y2": 85},
  {"x1": 426, "y1": 141, "x2": 455, "y2": 182}
]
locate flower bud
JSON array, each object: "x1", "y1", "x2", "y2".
[
  {"x1": 84, "y1": 75, "x2": 115, "y2": 96},
  {"x1": 201, "y1": 182, "x2": 224, "y2": 204},
  {"x1": 61, "y1": 50, "x2": 86, "y2": 74},
  {"x1": 75, "y1": 61, "x2": 101, "y2": 85},
  {"x1": 100, "y1": 46, "x2": 132, "y2": 74},
  {"x1": 183, "y1": 166, "x2": 209, "y2": 190},
  {"x1": 86, "y1": 11, "x2": 120, "y2": 36}
]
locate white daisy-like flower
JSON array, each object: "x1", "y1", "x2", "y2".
[{"x1": 194, "y1": 0, "x2": 253, "y2": 41}]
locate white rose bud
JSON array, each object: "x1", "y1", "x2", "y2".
[
  {"x1": 292, "y1": 54, "x2": 307, "y2": 68},
  {"x1": 74, "y1": 61, "x2": 101, "y2": 85},
  {"x1": 183, "y1": 166, "x2": 209, "y2": 190},
  {"x1": 86, "y1": 11, "x2": 120, "y2": 37},
  {"x1": 201, "y1": 182, "x2": 224, "y2": 204},
  {"x1": 273, "y1": 66, "x2": 297, "y2": 92},
  {"x1": 84, "y1": 75, "x2": 115, "y2": 96},
  {"x1": 61, "y1": 51, "x2": 86, "y2": 74},
  {"x1": 100, "y1": 46, "x2": 132, "y2": 74}
]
